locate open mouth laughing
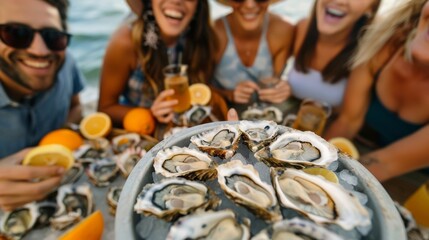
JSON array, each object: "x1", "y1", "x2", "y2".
[{"x1": 164, "y1": 9, "x2": 184, "y2": 21}]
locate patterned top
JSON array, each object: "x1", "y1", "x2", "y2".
[{"x1": 212, "y1": 15, "x2": 273, "y2": 90}]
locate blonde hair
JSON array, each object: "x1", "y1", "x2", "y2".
[{"x1": 352, "y1": 0, "x2": 427, "y2": 67}]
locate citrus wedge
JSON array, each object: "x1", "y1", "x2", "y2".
[
  {"x1": 329, "y1": 137, "x2": 360, "y2": 159},
  {"x1": 303, "y1": 167, "x2": 339, "y2": 183},
  {"x1": 79, "y1": 112, "x2": 112, "y2": 140},
  {"x1": 22, "y1": 144, "x2": 74, "y2": 170},
  {"x1": 123, "y1": 108, "x2": 155, "y2": 135},
  {"x1": 39, "y1": 129, "x2": 84, "y2": 151},
  {"x1": 189, "y1": 83, "x2": 211, "y2": 105},
  {"x1": 59, "y1": 210, "x2": 104, "y2": 240}
]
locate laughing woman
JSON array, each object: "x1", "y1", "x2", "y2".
[
  {"x1": 211, "y1": 0, "x2": 294, "y2": 111},
  {"x1": 325, "y1": 0, "x2": 429, "y2": 181},
  {"x1": 288, "y1": 0, "x2": 380, "y2": 109},
  {"x1": 98, "y1": 0, "x2": 227, "y2": 138}
]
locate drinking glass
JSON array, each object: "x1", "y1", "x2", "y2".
[
  {"x1": 163, "y1": 64, "x2": 191, "y2": 114},
  {"x1": 256, "y1": 75, "x2": 280, "y2": 107}
]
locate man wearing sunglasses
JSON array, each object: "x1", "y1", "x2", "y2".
[{"x1": 0, "y1": 0, "x2": 85, "y2": 211}]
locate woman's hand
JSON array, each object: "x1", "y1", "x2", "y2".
[
  {"x1": 233, "y1": 81, "x2": 259, "y2": 104},
  {"x1": 258, "y1": 79, "x2": 291, "y2": 104},
  {"x1": 150, "y1": 89, "x2": 178, "y2": 123},
  {"x1": 0, "y1": 149, "x2": 64, "y2": 211}
]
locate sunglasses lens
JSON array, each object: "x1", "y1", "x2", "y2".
[
  {"x1": 40, "y1": 29, "x2": 70, "y2": 51},
  {"x1": 0, "y1": 24, "x2": 34, "y2": 49}
]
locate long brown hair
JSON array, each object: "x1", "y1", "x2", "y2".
[
  {"x1": 294, "y1": 0, "x2": 380, "y2": 83},
  {"x1": 131, "y1": 0, "x2": 218, "y2": 96}
]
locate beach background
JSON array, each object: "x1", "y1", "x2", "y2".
[{"x1": 68, "y1": 0, "x2": 396, "y2": 115}]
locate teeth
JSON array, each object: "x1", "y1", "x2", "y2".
[
  {"x1": 326, "y1": 8, "x2": 346, "y2": 17},
  {"x1": 243, "y1": 13, "x2": 258, "y2": 20},
  {"x1": 23, "y1": 60, "x2": 49, "y2": 68},
  {"x1": 164, "y1": 9, "x2": 183, "y2": 19}
]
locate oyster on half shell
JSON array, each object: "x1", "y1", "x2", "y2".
[
  {"x1": 166, "y1": 209, "x2": 250, "y2": 240},
  {"x1": 255, "y1": 130, "x2": 338, "y2": 168},
  {"x1": 134, "y1": 178, "x2": 220, "y2": 221},
  {"x1": 238, "y1": 120, "x2": 279, "y2": 152},
  {"x1": 190, "y1": 124, "x2": 241, "y2": 159},
  {"x1": 153, "y1": 146, "x2": 217, "y2": 181},
  {"x1": 0, "y1": 203, "x2": 39, "y2": 239},
  {"x1": 271, "y1": 168, "x2": 370, "y2": 230},
  {"x1": 217, "y1": 160, "x2": 282, "y2": 222}
]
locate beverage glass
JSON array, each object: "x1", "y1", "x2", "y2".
[
  {"x1": 163, "y1": 64, "x2": 191, "y2": 113},
  {"x1": 288, "y1": 99, "x2": 331, "y2": 135},
  {"x1": 256, "y1": 75, "x2": 280, "y2": 107},
  {"x1": 404, "y1": 181, "x2": 429, "y2": 227}
]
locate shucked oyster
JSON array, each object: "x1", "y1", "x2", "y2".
[
  {"x1": 255, "y1": 130, "x2": 337, "y2": 168},
  {"x1": 190, "y1": 124, "x2": 241, "y2": 159},
  {"x1": 134, "y1": 178, "x2": 220, "y2": 221},
  {"x1": 217, "y1": 160, "x2": 282, "y2": 222},
  {"x1": 106, "y1": 186, "x2": 122, "y2": 216},
  {"x1": 153, "y1": 146, "x2": 217, "y2": 181},
  {"x1": 166, "y1": 209, "x2": 250, "y2": 240},
  {"x1": 86, "y1": 159, "x2": 119, "y2": 187},
  {"x1": 271, "y1": 168, "x2": 370, "y2": 230},
  {"x1": 115, "y1": 147, "x2": 145, "y2": 178},
  {"x1": 0, "y1": 203, "x2": 39, "y2": 239},
  {"x1": 111, "y1": 133, "x2": 141, "y2": 153},
  {"x1": 238, "y1": 120, "x2": 279, "y2": 152},
  {"x1": 252, "y1": 217, "x2": 343, "y2": 240}
]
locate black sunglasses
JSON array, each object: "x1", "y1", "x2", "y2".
[
  {"x1": 0, "y1": 23, "x2": 71, "y2": 51},
  {"x1": 230, "y1": 0, "x2": 270, "y2": 3}
]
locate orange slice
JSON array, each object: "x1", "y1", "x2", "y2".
[
  {"x1": 59, "y1": 210, "x2": 104, "y2": 240},
  {"x1": 329, "y1": 137, "x2": 360, "y2": 159},
  {"x1": 303, "y1": 167, "x2": 339, "y2": 183},
  {"x1": 22, "y1": 144, "x2": 74, "y2": 170},
  {"x1": 123, "y1": 108, "x2": 155, "y2": 135},
  {"x1": 189, "y1": 83, "x2": 211, "y2": 105},
  {"x1": 39, "y1": 129, "x2": 84, "y2": 151},
  {"x1": 79, "y1": 112, "x2": 112, "y2": 140}
]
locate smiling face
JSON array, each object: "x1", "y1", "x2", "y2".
[
  {"x1": 0, "y1": 0, "x2": 65, "y2": 98},
  {"x1": 316, "y1": 0, "x2": 376, "y2": 37},
  {"x1": 230, "y1": 0, "x2": 270, "y2": 32},
  {"x1": 152, "y1": 0, "x2": 198, "y2": 46},
  {"x1": 411, "y1": 1, "x2": 429, "y2": 64}
]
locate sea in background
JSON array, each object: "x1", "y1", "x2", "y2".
[{"x1": 68, "y1": 0, "x2": 396, "y2": 114}]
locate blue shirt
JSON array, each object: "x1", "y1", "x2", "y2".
[{"x1": 0, "y1": 52, "x2": 85, "y2": 158}]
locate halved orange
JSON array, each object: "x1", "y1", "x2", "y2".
[
  {"x1": 39, "y1": 129, "x2": 84, "y2": 151},
  {"x1": 123, "y1": 108, "x2": 155, "y2": 135},
  {"x1": 329, "y1": 137, "x2": 360, "y2": 159},
  {"x1": 189, "y1": 83, "x2": 211, "y2": 105},
  {"x1": 303, "y1": 167, "x2": 339, "y2": 183},
  {"x1": 59, "y1": 210, "x2": 104, "y2": 240},
  {"x1": 22, "y1": 144, "x2": 74, "y2": 170},
  {"x1": 79, "y1": 112, "x2": 112, "y2": 140}
]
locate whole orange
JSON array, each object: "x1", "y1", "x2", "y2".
[
  {"x1": 39, "y1": 129, "x2": 84, "y2": 151},
  {"x1": 123, "y1": 108, "x2": 155, "y2": 135}
]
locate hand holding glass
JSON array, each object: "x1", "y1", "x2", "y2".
[{"x1": 163, "y1": 64, "x2": 191, "y2": 113}]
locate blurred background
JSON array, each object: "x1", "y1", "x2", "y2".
[{"x1": 68, "y1": 0, "x2": 396, "y2": 113}]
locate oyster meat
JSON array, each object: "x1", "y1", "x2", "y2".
[
  {"x1": 153, "y1": 146, "x2": 217, "y2": 181},
  {"x1": 107, "y1": 186, "x2": 122, "y2": 216},
  {"x1": 217, "y1": 160, "x2": 282, "y2": 222},
  {"x1": 115, "y1": 147, "x2": 145, "y2": 178},
  {"x1": 241, "y1": 106, "x2": 283, "y2": 123},
  {"x1": 238, "y1": 120, "x2": 279, "y2": 152},
  {"x1": 111, "y1": 133, "x2": 141, "y2": 153},
  {"x1": 166, "y1": 209, "x2": 250, "y2": 240},
  {"x1": 255, "y1": 130, "x2": 338, "y2": 168},
  {"x1": 86, "y1": 159, "x2": 119, "y2": 187},
  {"x1": 0, "y1": 203, "x2": 39, "y2": 239},
  {"x1": 190, "y1": 124, "x2": 241, "y2": 159},
  {"x1": 134, "y1": 178, "x2": 220, "y2": 221},
  {"x1": 271, "y1": 168, "x2": 370, "y2": 230}
]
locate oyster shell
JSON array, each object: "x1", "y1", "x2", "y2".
[
  {"x1": 134, "y1": 178, "x2": 220, "y2": 221},
  {"x1": 241, "y1": 106, "x2": 283, "y2": 123},
  {"x1": 255, "y1": 130, "x2": 338, "y2": 168},
  {"x1": 190, "y1": 124, "x2": 241, "y2": 159},
  {"x1": 153, "y1": 146, "x2": 217, "y2": 181},
  {"x1": 252, "y1": 217, "x2": 343, "y2": 240},
  {"x1": 180, "y1": 105, "x2": 211, "y2": 127},
  {"x1": 50, "y1": 184, "x2": 94, "y2": 230},
  {"x1": 86, "y1": 159, "x2": 119, "y2": 187},
  {"x1": 217, "y1": 160, "x2": 282, "y2": 222},
  {"x1": 61, "y1": 162, "x2": 84, "y2": 185},
  {"x1": 115, "y1": 147, "x2": 145, "y2": 178},
  {"x1": 271, "y1": 168, "x2": 370, "y2": 230},
  {"x1": 74, "y1": 139, "x2": 109, "y2": 165},
  {"x1": 238, "y1": 120, "x2": 279, "y2": 152},
  {"x1": 106, "y1": 186, "x2": 122, "y2": 216},
  {"x1": 111, "y1": 133, "x2": 141, "y2": 153},
  {"x1": 166, "y1": 209, "x2": 250, "y2": 240},
  {"x1": 0, "y1": 203, "x2": 39, "y2": 239}
]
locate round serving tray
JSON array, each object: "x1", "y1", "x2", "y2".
[{"x1": 115, "y1": 121, "x2": 406, "y2": 239}]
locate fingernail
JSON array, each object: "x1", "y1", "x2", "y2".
[{"x1": 57, "y1": 167, "x2": 65, "y2": 174}]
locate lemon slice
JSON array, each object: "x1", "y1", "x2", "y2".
[
  {"x1": 23, "y1": 144, "x2": 75, "y2": 170},
  {"x1": 189, "y1": 83, "x2": 211, "y2": 105},
  {"x1": 329, "y1": 137, "x2": 360, "y2": 159},
  {"x1": 303, "y1": 167, "x2": 339, "y2": 183},
  {"x1": 79, "y1": 112, "x2": 112, "y2": 140}
]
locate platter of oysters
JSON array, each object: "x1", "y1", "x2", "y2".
[{"x1": 116, "y1": 121, "x2": 406, "y2": 240}]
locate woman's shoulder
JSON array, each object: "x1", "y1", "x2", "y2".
[
  {"x1": 107, "y1": 24, "x2": 135, "y2": 54},
  {"x1": 267, "y1": 13, "x2": 294, "y2": 36}
]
